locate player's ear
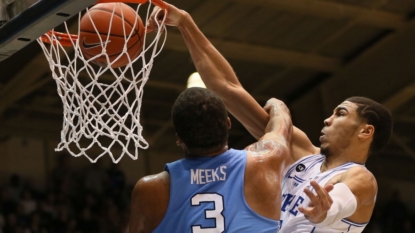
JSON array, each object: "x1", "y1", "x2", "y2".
[
  {"x1": 358, "y1": 124, "x2": 374, "y2": 139},
  {"x1": 227, "y1": 117, "x2": 231, "y2": 129},
  {"x1": 175, "y1": 133, "x2": 183, "y2": 146}
]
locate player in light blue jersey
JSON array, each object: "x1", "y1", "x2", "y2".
[
  {"x1": 149, "y1": 3, "x2": 393, "y2": 233},
  {"x1": 129, "y1": 87, "x2": 293, "y2": 233}
]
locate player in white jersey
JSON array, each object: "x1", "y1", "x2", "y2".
[
  {"x1": 276, "y1": 97, "x2": 391, "y2": 233},
  {"x1": 149, "y1": 3, "x2": 393, "y2": 233},
  {"x1": 280, "y1": 154, "x2": 368, "y2": 232}
]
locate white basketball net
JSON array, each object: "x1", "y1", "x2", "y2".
[{"x1": 37, "y1": 2, "x2": 167, "y2": 163}]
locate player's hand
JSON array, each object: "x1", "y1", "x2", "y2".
[
  {"x1": 148, "y1": 2, "x2": 186, "y2": 30},
  {"x1": 263, "y1": 98, "x2": 290, "y2": 117},
  {"x1": 298, "y1": 180, "x2": 334, "y2": 224}
]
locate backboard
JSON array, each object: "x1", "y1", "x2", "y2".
[{"x1": 0, "y1": 0, "x2": 96, "y2": 61}]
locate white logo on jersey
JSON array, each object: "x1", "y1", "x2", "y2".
[{"x1": 190, "y1": 166, "x2": 227, "y2": 184}]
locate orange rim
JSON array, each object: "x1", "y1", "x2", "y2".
[
  {"x1": 41, "y1": 0, "x2": 167, "y2": 46},
  {"x1": 97, "y1": 0, "x2": 166, "y2": 9},
  {"x1": 41, "y1": 31, "x2": 78, "y2": 46}
]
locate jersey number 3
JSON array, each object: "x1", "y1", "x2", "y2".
[{"x1": 191, "y1": 193, "x2": 225, "y2": 233}]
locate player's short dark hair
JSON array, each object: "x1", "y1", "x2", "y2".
[
  {"x1": 346, "y1": 96, "x2": 393, "y2": 155},
  {"x1": 172, "y1": 87, "x2": 229, "y2": 155}
]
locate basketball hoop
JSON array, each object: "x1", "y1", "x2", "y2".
[{"x1": 37, "y1": 0, "x2": 167, "y2": 163}]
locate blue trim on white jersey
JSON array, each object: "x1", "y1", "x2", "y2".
[
  {"x1": 293, "y1": 176, "x2": 304, "y2": 183},
  {"x1": 341, "y1": 218, "x2": 368, "y2": 227},
  {"x1": 316, "y1": 162, "x2": 358, "y2": 181},
  {"x1": 294, "y1": 175, "x2": 305, "y2": 182},
  {"x1": 304, "y1": 157, "x2": 325, "y2": 172},
  {"x1": 316, "y1": 167, "x2": 349, "y2": 183},
  {"x1": 284, "y1": 155, "x2": 323, "y2": 179},
  {"x1": 294, "y1": 175, "x2": 305, "y2": 183}
]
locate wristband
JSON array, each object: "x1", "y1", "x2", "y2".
[{"x1": 313, "y1": 183, "x2": 357, "y2": 227}]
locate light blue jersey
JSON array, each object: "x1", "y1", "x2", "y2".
[{"x1": 153, "y1": 148, "x2": 280, "y2": 233}]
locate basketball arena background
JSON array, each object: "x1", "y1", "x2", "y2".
[{"x1": 1, "y1": 0, "x2": 415, "y2": 232}]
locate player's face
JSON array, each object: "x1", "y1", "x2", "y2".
[{"x1": 320, "y1": 101, "x2": 362, "y2": 157}]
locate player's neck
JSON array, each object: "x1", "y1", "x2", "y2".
[
  {"x1": 320, "y1": 149, "x2": 367, "y2": 172},
  {"x1": 321, "y1": 155, "x2": 348, "y2": 172}
]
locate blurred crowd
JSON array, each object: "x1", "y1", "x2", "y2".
[
  {"x1": 0, "y1": 153, "x2": 414, "y2": 233},
  {"x1": 0, "y1": 154, "x2": 131, "y2": 233},
  {"x1": 365, "y1": 190, "x2": 415, "y2": 233}
]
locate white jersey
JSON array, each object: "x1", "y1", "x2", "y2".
[{"x1": 280, "y1": 154, "x2": 369, "y2": 233}]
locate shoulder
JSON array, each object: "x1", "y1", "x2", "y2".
[
  {"x1": 340, "y1": 166, "x2": 377, "y2": 206},
  {"x1": 245, "y1": 139, "x2": 292, "y2": 176},
  {"x1": 133, "y1": 171, "x2": 170, "y2": 197},
  {"x1": 246, "y1": 140, "x2": 290, "y2": 162},
  {"x1": 131, "y1": 171, "x2": 170, "y2": 212},
  {"x1": 342, "y1": 166, "x2": 376, "y2": 184}
]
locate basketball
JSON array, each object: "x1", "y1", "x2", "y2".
[{"x1": 79, "y1": 3, "x2": 145, "y2": 68}]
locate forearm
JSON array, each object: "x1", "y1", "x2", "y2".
[
  {"x1": 177, "y1": 13, "x2": 268, "y2": 138},
  {"x1": 177, "y1": 13, "x2": 238, "y2": 94},
  {"x1": 266, "y1": 110, "x2": 292, "y2": 144}
]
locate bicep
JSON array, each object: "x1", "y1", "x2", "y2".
[{"x1": 341, "y1": 169, "x2": 377, "y2": 208}]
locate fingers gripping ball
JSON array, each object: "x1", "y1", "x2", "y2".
[{"x1": 79, "y1": 3, "x2": 145, "y2": 68}]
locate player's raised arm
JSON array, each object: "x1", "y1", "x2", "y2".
[
  {"x1": 260, "y1": 98, "x2": 293, "y2": 148},
  {"x1": 246, "y1": 98, "x2": 294, "y2": 168},
  {"x1": 243, "y1": 98, "x2": 293, "y2": 219},
  {"x1": 149, "y1": 3, "x2": 319, "y2": 159},
  {"x1": 149, "y1": 3, "x2": 268, "y2": 139}
]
